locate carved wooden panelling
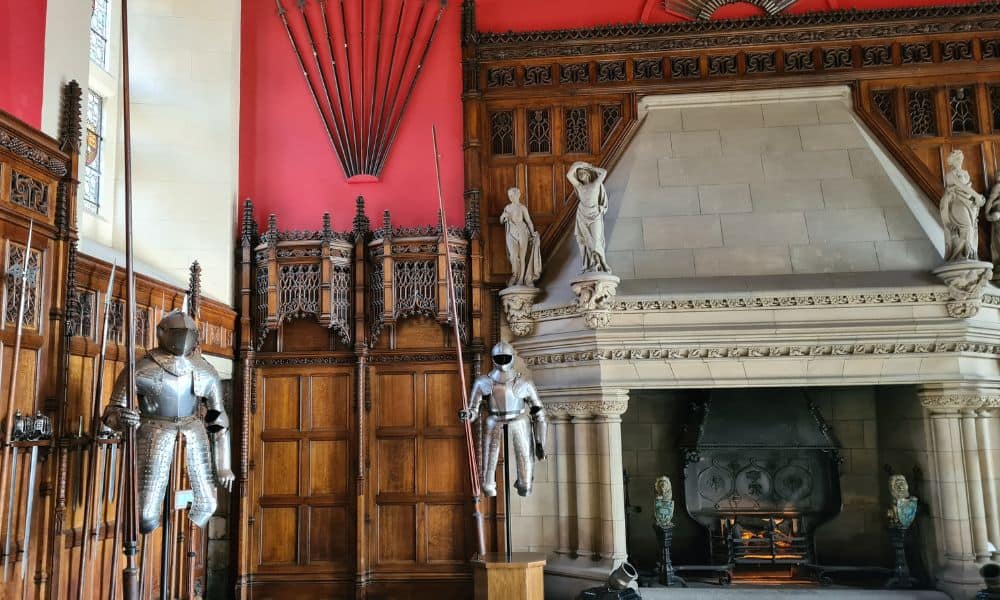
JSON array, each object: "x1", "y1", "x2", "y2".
[
  {"x1": 855, "y1": 72, "x2": 1000, "y2": 259},
  {"x1": 253, "y1": 368, "x2": 355, "y2": 573},
  {"x1": 371, "y1": 364, "x2": 469, "y2": 572}
]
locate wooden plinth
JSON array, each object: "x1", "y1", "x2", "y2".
[{"x1": 472, "y1": 552, "x2": 546, "y2": 600}]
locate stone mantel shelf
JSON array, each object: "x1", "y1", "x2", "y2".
[{"x1": 513, "y1": 283, "x2": 1000, "y2": 394}]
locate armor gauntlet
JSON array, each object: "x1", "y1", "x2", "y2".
[
  {"x1": 203, "y1": 382, "x2": 234, "y2": 492},
  {"x1": 102, "y1": 370, "x2": 140, "y2": 431}
]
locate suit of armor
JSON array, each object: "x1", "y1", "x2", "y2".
[
  {"x1": 104, "y1": 310, "x2": 233, "y2": 534},
  {"x1": 460, "y1": 342, "x2": 546, "y2": 497}
]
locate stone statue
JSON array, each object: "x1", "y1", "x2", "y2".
[
  {"x1": 887, "y1": 474, "x2": 918, "y2": 529},
  {"x1": 500, "y1": 187, "x2": 542, "y2": 287},
  {"x1": 103, "y1": 309, "x2": 233, "y2": 533},
  {"x1": 940, "y1": 149, "x2": 986, "y2": 262},
  {"x1": 985, "y1": 177, "x2": 1000, "y2": 277},
  {"x1": 567, "y1": 161, "x2": 611, "y2": 273},
  {"x1": 459, "y1": 342, "x2": 547, "y2": 497},
  {"x1": 654, "y1": 475, "x2": 674, "y2": 529}
]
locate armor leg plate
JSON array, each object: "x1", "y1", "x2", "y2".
[
  {"x1": 481, "y1": 415, "x2": 503, "y2": 497},
  {"x1": 137, "y1": 421, "x2": 178, "y2": 534},
  {"x1": 508, "y1": 414, "x2": 534, "y2": 497},
  {"x1": 181, "y1": 419, "x2": 217, "y2": 528}
]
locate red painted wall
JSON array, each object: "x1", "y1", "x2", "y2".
[
  {"x1": 0, "y1": 0, "x2": 46, "y2": 128},
  {"x1": 240, "y1": 0, "x2": 975, "y2": 230}
]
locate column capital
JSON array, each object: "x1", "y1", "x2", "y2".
[
  {"x1": 919, "y1": 383, "x2": 1000, "y2": 412},
  {"x1": 543, "y1": 387, "x2": 629, "y2": 419}
]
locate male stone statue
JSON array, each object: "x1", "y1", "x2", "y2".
[
  {"x1": 567, "y1": 161, "x2": 611, "y2": 273},
  {"x1": 500, "y1": 187, "x2": 542, "y2": 287},
  {"x1": 103, "y1": 309, "x2": 234, "y2": 533},
  {"x1": 459, "y1": 342, "x2": 546, "y2": 497},
  {"x1": 940, "y1": 149, "x2": 986, "y2": 262}
]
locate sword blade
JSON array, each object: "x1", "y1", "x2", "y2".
[
  {"x1": 2, "y1": 447, "x2": 18, "y2": 582},
  {"x1": 20, "y1": 446, "x2": 38, "y2": 582},
  {"x1": 108, "y1": 442, "x2": 117, "y2": 502},
  {"x1": 91, "y1": 443, "x2": 107, "y2": 558}
]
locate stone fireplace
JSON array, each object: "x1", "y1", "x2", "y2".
[{"x1": 503, "y1": 86, "x2": 1000, "y2": 600}]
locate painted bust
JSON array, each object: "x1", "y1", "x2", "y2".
[
  {"x1": 654, "y1": 475, "x2": 674, "y2": 529},
  {"x1": 887, "y1": 474, "x2": 918, "y2": 529}
]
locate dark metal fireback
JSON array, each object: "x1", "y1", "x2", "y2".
[{"x1": 681, "y1": 388, "x2": 843, "y2": 566}]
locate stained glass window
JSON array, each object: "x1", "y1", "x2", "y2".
[
  {"x1": 82, "y1": 91, "x2": 104, "y2": 212},
  {"x1": 90, "y1": 0, "x2": 110, "y2": 68}
]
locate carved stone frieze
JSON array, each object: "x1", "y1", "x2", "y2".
[
  {"x1": 531, "y1": 289, "x2": 950, "y2": 321},
  {"x1": 542, "y1": 395, "x2": 629, "y2": 418},
  {"x1": 918, "y1": 385, "x2": 1000, "y2": 411},
  {"x1": 524, "y1": 340, "x2": 1000, "y2": 367}
]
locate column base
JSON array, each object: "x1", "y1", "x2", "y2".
[
  {"x1": 936, "y1": 559, "x2": 986, "y2": 600},
  {"x1": 543, "y1": 554, "x2": 624, "y2": 600}
]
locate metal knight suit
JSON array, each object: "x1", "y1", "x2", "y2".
[
  {"x1": 104, "y1": 310, "x2": 233, "y2": 534},
  {"x1": 461, "y1": 342, "x2": 546, "y2": 497}
]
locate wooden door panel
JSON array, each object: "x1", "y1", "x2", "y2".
[
  {"x1": 308, "y1": 506, "x2": 351, "y2": 565},
  {"x1": 376, "y1": 372, "x2": 417, "y2": 428},
  {"x1": 310, "y1": 373, "x2": 351, "y2": 431},
  {"x1": 263, "y1": 375, "x2": 300, "y2": 430},
  {"x1": 309, "y1": 439, "x2": 349, "y2": 496},
  {"x1": 377, "y1": 438, "x2": 417, "y2": 494},
  {"x1": 378, "y1": 505, "x2": 417, "y2": 563},
  {"x1": 260, "y1": 507, "x2": 298, "y2": 566},
  {"x1": 262, "y1": 441, "x2": 300, "y2": 496},
  {"x1": 424, "y1": 438, "x2": 465, "y2": 495},
  {"x1": 253, "y1": 366, "x2": 356, "y2": 577},
  {"x1": 425, "y1": 504, "x2": 466, "y2": 563},
  {"x1": 424, "y1": 371, "x2": 460, "y2": 429}
]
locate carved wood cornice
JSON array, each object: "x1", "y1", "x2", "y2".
[
  {"x1": 0, "y1": 111, "x2": 71, "y2": 179},
  {"x1": 476, "y1": 2, "x2": 1000, "y2": 60}
]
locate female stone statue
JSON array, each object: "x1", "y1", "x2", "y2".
[
  {"x1": 940, "y1": 149, "x2": 986, "y2": 262},
  {"x1": 567, "y1": 161, "x2": 611, "y2": 273},
  {"x1": 887, "y1": 474, "x2": 918, "y2": 529},
  {"x1": 500, "y1": 187, "x2": 542, "y2": 287}
]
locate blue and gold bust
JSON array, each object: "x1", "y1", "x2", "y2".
[
  {"x1": 888, "y1": 474, "x2": 918, "y2": 530},
  {"x1": 654, "y1": 475, "x2": 674, "y2": 529}
]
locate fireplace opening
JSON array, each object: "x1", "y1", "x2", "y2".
[{"x1": 621, "y1": 386, "x2": 926, "y2": 587}]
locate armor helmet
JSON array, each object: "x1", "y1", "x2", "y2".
[
  {"x1": 491, "y1": 341, "x2": 516, "y2": 372},
  {"x1": 157, "y1": 310, "x2": 199, "y2": 357}
]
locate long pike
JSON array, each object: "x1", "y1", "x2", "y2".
[
  {"x1": 77, "y1": 265, "x2": 116, "y2": 598},
  {"x1": 431, "y1": 126, "x2": 486, "y2": 558},
  {"x1": 0, "y1": 220, "x2": 34, "y2": 576}
]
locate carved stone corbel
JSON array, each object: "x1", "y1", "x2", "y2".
[
  {"x1": 570, "y1": 272, "x2": 619, "y2": 329},
  {"x1": 499, "y1": 285, "x2": 539, "y2": 336},
  {"x1": 932, "y1": 260, "x2": 993, "y2": 318}
]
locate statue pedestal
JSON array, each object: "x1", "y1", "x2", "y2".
[
  {"x1": 570, "y1": 272, "x2": 620, "y2": 329},
  {"x1": 500, "y1": 285, "x2": 541, "y2": 337},
  {"x1": 473, "y1": 552, "x2": 546, "y2": 600},
  {"x1": 932, "y1": 260, "x2": 993, "y2": 318}
]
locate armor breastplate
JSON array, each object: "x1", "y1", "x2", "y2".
[
  {"x1": 487, "y1": 373, "x2": 524, "y2": 415},
  {"x1": 140, "y1": 371, "x2": 199, "y2": 419}
]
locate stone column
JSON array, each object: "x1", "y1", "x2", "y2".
[
  {"x1": 543, "y1": 389, "x2": 629, "y2": 565},
  {"x1": 919, "y1": 384, "x2": 1000, "y2": 598},
  {"x1": 550, "y1": 413, "x2": 574, "y2": 556},
  {"x1": 975, "y1": 409, "x2": 1000, "y2": 561}
]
